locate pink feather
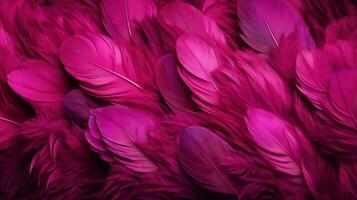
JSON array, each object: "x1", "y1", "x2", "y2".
[
  {"x1": 237, "y1": 0, "x2": 314, "y2": 53},
  {"x1": 7, "y1": 60, "x2": 70, "y2": 117},
  {"x1": 155, "y1": 54, "x2": 196, "y2": 112},
  {"x1": 158, "y1": 2, "x2": 226, "y2": 45},
  {"x1": 87, "y1": 105, "x2": 158, "y2": 173},
  {"x1": 177, "y1": 126, "x2": 239, "y2": 195},
  {"x1": 176, "y1": 34, "x2": 220, "y2": 109},
  {"x1": 59, "y1": 33, "x2": 151, "y2": 105},
  {"x1": 101, "y1": 0, "x2": 157, "y2": 43}
]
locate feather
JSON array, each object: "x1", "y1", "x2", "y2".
[
  {"x1": 101, "y1": 0, "x2": 157, "y2": 43},
  {"x1": 176, "y1": 34, "x2": 220, "y2": 107},
  {"x1": 296, "y1": 41, "x2": 357, "y2": 110},
  {"x1": 269, "y1": 32, "x2": 300, "y2": 83},
  {"x1": 158, "y1": 2, "x2": 226, "y2": 45},
  {"x1": 339, "y1": 162, "x2": 357, "y2": 199},
  {"x1": 323, "y1": 70, "x2": 357, "y2": 130},
  {"x1": 7, "y1": 60, "x2": 70, "y2": 117},
  {"x1": 87, "y1": 105, "x2": 158, "y2": 173},
  {"x1": 59, "y1": 33, "x2": 149, "y2": 105},
  {"x1": 203, "y1": 0, "x2": 241, "y2": 49},
  {"x1": 235, "y1": 51, "x2": 291, "y2": 114},
  {"x1": 177, "y1": 126, "x2": 238, "y2": 195},
  {"x1": 63, "y1": 89, "x2": 104, "y2": 129},
  {"x1": 237, "y1": 0, "x2": 314, "y2": 53},
  {"x1": 155, "y1": 54, "x2": 196, "y2": 112},
  {"x1": 245, "y1": 108, "x2": 303, "y2": 181},
  {"x1": 325, "y1": 16, "x2": 357, "y2": 44}
]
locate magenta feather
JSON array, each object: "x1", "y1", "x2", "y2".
[
  {"x1": 297, "y1": 41, "x2": 357, "y2": 111},
  {"x1": 101, "y1": 0, "x2": 157, "y2": 43},
  {"x1": 323, "y1": 70, "x2": 357, "y2": 130},
  {"x1": 155, "y1": 54, "x2": 196, "y2": 112},
  {"x1": 245, "y1": 108, "x2": 303, "y2": 180},
  {"x1": 1, "y1": 0, "x2": 357, "y2": 199},
  {"x1": 158, "y1": 2, "x2": 226, "y2": 44},
  {"x1": 237, "y1": 0, "x2": 314, "y2": 53},
  {"x1": 176, "y1": 34, "x2": 220, "y2": 108},
  {"x1": 87, "y1": 105, "x2": 158, "y2": 173},
  {"x1": 177, "y1": 126, "x2": 238, "y2": 195},
  {"x1": 325, "y1": 16, "x2": 357, "y2": 44},
  {"x1": 59, "y1": 33, "x2": 152, "y2": 105},
  {"x1": 7, "y1": 60, "x2": 70, "y2": 117}
]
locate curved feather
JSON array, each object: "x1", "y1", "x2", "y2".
[
  {"x1": 88, "y1": 106, "x2": 158, "y2": 173},
  {"x1": 7, "y1": 60, "x2": 69, "y2": 103},
  {"x1": 176, "y1": 34, "x2": 219, "y2": 82},
  {"x1": 245, "y1": 108, "x2": 303, "y2": 180},
  {"x1": 176, "y1": 34, "x2": 220, "y2": 107},
  {"x1": 325, "y1": 16, "x2": 357, "y2": 43},
  {"x1": 158, "y1": 2, "x2": 226, "y2": 44},
  {"x1": 101, "y1": 0, "x2": 157, "y2": 43},
  {"x1": 177, "y1": 126, "x2": 238, "y2": 195},
  {"x1": 155, "y1": 54, "x2": 195, "y2": 112},
  {"x1": 296, "y1": 41, "x2": 357, "y2": 109},
  {"x1": 237, "y1": 0, "x2": 314, "y2": 53},
  {"x1": 59, "y1": 33, "x2": 144, "y2": 104},
  {"x1": 324, "y1": 70, "x2": 357, "y2": 130}
]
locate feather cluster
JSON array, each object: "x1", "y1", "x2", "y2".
[{"x1": 0, "y1": 0, "x2": 356, "y2": 199}]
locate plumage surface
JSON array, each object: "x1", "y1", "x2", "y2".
[
  {"x1": 0, "y1": 0, "x2": 356, "y2": 199},
  {"x1": 177, "y1": 126, "x2": 238, "y2": 195}
]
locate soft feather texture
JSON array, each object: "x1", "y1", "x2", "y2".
[
  {"x1": 59, "y1": 33, "x2": 158, "y2": 109},
  {"x1": 237, "y1": 0, "x2": 314, "y2": 53},
  {"x1": 87, "y1": 105, "x2": 158, "y2": 173},
  {"x1": 0, "y1": 0, "x2": 356, "y2": 199},
  {"x1": 155, "y1": 54, "x2": 196, "y2": 112},
  {"x1": 101, "y1": 0, "x2": 157, "y2": 44},
  {"x1": 177, "y1": 126, "x2": 238, "y2": 195},
  {"x1": 158, "y1": 2, "x2": 226, "y2": 45},
  {"x1": 7, "y1": 59, "x2": 70, "y2": 118},
  {"x1": 176, "y1": 34, "x2": 220, "y2": 109}
]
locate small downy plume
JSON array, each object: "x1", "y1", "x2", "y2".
[
  {"x1": 237, "y1": 0, "x2": 314, "y2": 54},
  {"x1": 158, "y1": 2, "x2": 227, "y2": 45},
  {"x1": 155, "y1": 54, "x2": 196, "y2": 113},
  {"x1": 101, "y1": 0, "x2": 157, "y2": 44},
  {"x1": 177, "y1": 126, "x2": 239, "y2": 196},
  {"x1": 176, "y1": 34, "x2": 221, "y2": 112},
  {"x1": 7, "y1": 59, "x2": 71, "y2": 119},
  {"x1": 86, "y1": 105, "x2": 158, "y2": 173}
]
